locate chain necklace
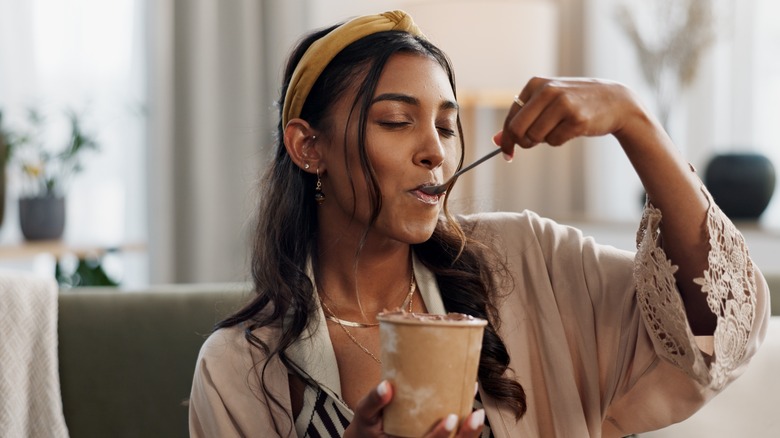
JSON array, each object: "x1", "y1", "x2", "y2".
[
  {"x1": 322, "y1": 272, "x2": 416, "y2": 327},
  {"x1": 320, "y1": 271, "x2": 416, "y2": 364}
]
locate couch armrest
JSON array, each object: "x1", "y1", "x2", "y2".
[{"x1": 767, "y1": 275, "x2": 779, "y2": 316}]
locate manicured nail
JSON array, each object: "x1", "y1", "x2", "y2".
[
  {"x1": 503, "y1": 152, "x2": 513, "y2": 162},
  {"x1": 469, "y1": 409, "x2": 485, "y2": 429},
  {"x1": 377, "y1": 380, "x2": 389, "y2": 397},
  {"x1": 444, "y1": 414, "x2": 458, "y2": 432}
]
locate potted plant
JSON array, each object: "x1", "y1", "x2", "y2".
[
  {"x1": 615, "y1": 0, "x2": 716, "y2": 132},
  {"x1": 5, "y1": 108, "x2": 99, "y2": 240}
]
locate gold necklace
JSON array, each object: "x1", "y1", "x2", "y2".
[
  {"x1": 322, "y1": 272, "x2": 416, "y2": 327},
  {"x1": 320, "y1": 271, "x2": 416, "y2": 364}
]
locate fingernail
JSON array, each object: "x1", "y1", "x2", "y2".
[
  {"x1": 474, "y1": 382, "x2": 479, "y2": 396},
  {"x1": 469, "y1": 409, "x2": 485, "y2": 430},
  {"x1": 444, "y1": 414, "x2": 458, "y2": 432},
  {"x1": 502, "y1": 152, "x2": 513, "y2": 162},
  {"x1": 376, "y1": 380, "x2": 389, "y2": 397}
]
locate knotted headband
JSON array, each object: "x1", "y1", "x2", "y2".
[{"x1": 282, "y1": 10, "x2": 425, "y2": 127}]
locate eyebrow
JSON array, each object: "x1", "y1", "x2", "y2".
[{"x1": 372, "y1": 93, "x2": 459, "y2": 111}]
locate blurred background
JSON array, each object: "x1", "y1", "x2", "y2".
[{"x1": 0, "y1": 0, "x2": 778, "y2": 287}]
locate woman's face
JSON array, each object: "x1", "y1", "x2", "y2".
[{"x1": 317, "y1": 52, "x2": 460, "y2": 245}]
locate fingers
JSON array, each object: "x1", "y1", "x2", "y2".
[
  {"x1": 500, "y1": 81, "x2": 559, "y2": 151},
  {"x1": 524, "y1": 93, "x2": 589, "y2": 147},
  {"x1": 498, "y1": 99, "x2": 525, "y2": 159},
  {"x1": 501, "y1": 76, "x2": 636, "y2": 153},
  {"x1": 498, "y1": 79, "x2": 554, "y2": 154},
  {"x1": 460, "y1": 409, "x2": 486, "y2": 437},
  {"x1": 424, "y1": 410, "x2": 485, "y2": 438},
  {"x1": 347, "y1": 380, "x2": 393, "y2": 436},
  {"x1": 358, "y1": 380, "x2": 392, "y2": 419}
]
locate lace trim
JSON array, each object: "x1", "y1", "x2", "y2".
[{"x1": 634, "y1": 186, "x2": 756, "y2": 389}]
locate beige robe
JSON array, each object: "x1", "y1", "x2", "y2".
[{"x1": 189, "y1": 202, "x2": 770, "y2": 437}]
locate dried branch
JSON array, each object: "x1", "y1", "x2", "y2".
[{"x1": 615, "y1": 0, "x2": 717, "y2": 127}]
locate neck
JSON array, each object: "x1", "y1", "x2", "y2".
[{"x1": 315, "y1": 240, "x2": 413, "y2": 318}]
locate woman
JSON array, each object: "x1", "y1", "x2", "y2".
[{"x1": 189, "y1": 10, "x2": 769, "y2": 438}]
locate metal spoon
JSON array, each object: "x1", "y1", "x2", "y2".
[{"x1": 419, "y1": 147, "x2": 504, "y2": 195}]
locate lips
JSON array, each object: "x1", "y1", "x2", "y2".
[{"x1": 411, "y1": 182, "x2": 443, "y2": 205}]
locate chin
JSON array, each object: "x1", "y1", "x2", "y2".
[
  {"x1": 378, "y1": 208, "x2": 440, "y2": 244},
  {"x1": 402, "y1": 221, "x2": 439, "y2": 244}
]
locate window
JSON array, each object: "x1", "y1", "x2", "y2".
[
  {"x1": 753, "y1": 0, "x2": 780, "y2": 224},
  {"x1": 0, "y1": 0, "x2": 147, "y2": 286}
]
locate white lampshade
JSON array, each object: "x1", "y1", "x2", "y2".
[{"x1": 402, "y1": 0, "x2": 559, "y2": 94}]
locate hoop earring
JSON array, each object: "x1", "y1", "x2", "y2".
[{"x1": 315, "y1": 168, "x2": 325, "y2": 205}]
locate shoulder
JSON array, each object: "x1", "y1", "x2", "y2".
[
  {"x1": 198, "y1": 324, "x2": 247, "y2": 358},
  {"x1": 196, "y1": 323, "x2": 285, "y2": 379},
  {"x1": 456, "y1": 210, "x2": 588, "y2": 253},
  {"x1": 190, "y1": 324, "x2": 293, "y2": 436},
  {"x1": 193, "y1": 323, "x2": 288, "y2": 405}
]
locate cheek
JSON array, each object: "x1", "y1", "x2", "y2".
[{"x1": 444, "y1": 144, "x2": 462, "y2": 176}]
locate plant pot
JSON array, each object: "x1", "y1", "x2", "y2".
[
  {"x1": 19, "y1": 195, "x2": 66, "y2": 240},
  {"x1": 704, "y1": 153, "x2": 776, "y2": 220}
]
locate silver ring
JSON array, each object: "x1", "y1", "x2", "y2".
[{"x1": 513, "y1": 95, "x2": 524, "y2": 107}]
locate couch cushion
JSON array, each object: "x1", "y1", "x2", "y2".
[{"x1": 58, "y1": 283, "x2": 251, "y2": 438}]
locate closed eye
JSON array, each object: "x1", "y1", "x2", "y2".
[
  {"x1": 378, "y1": 121, "x2": 411, "y2": 129},
  {"x1": 437, "y1": 126, "x2": 456, "y2": 138}
]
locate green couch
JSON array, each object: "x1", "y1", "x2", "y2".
[
  {"x1": 770, "y1": 275, "x2": 780, "y2": 317},
  {"x1": 58, "y1": 283, "x2": 251, "y2": 438}
]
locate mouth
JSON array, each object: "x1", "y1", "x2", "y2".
[{"x1": 411, "y1": 182, "x2": 444, "y2": 205}]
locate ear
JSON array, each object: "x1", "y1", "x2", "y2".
[{"x1": 284, "y1": 118, "x2": 323, "y2": 174}]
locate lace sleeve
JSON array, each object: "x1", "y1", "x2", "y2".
[{"x1": 633, "y1": 186, "x2": 757, "y2": 390}]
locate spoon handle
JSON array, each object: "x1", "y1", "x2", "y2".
[
  {"x1": 452, "y1": 148, "x2": 503, "y2": 179},
  {"x1": 421, "y1": 147, "x2": 504, "y2": 195}
]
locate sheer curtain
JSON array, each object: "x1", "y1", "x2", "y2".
[
  {"x1": 582, "y1": 0, "x2": 780, "y2": 226},
  {"x1": 680, "y1": 0, "x2": 780, "y2": 227},
  {"x1": 145, "y1": 0, "x2": 307, "y2": 284},
  {"x1": 752, "y1": 0, "x2": 780, "y2": 225}
]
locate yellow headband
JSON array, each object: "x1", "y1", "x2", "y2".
[{"x1": 282, "y1": 10, "x2": 425, "y2": 127}]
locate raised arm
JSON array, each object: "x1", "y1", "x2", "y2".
[{"x1": 494, "y1": 77, "x2": 714, "y2": 334}]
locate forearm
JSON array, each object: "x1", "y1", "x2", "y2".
[{"x1": 614, "y1": 109, "x2": 716, "y2": 335}]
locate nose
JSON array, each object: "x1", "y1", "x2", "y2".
[{"x1": 414, "y1": 124, "x2": 446, "y2": 170}]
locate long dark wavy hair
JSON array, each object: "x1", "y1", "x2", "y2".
[{"x1": 217, "y1": 25, "x2": 526, "y2": 427}]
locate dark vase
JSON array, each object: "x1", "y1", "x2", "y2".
[
  {"x1": 19, "y1": 195, "x2": 66, "y2": 240},
  {"x1": 704, "y1": 153, "x2": 776, "y2": 220}
]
